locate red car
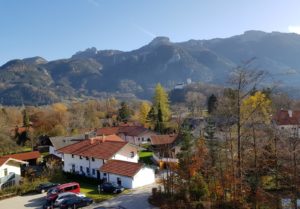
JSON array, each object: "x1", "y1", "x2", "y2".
[{"x1": 46, "y1": 182, "x2": 80, "y2": 202}]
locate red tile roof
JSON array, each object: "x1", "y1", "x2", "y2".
[
  {"x1": 151, "y1": 134, "x2": 178, "y2": 145},
  {"x1": 58, "y1": 135, "x2": 128, "y2": 160},
  {"x1": 100, "y1": 160, "x2": 143, "y2": 177},
  {"x1": 2, "y1": 151, "x2": 41, "y2": 161},
  {"x1": 96, "y1": 126, "x2": 155, "y2": 137},
  {"x1": 0, "y1": 157, "x2": 10, "y2": 166},
  {"x1": 96, "y1": 127, "x2": 119, "y2": 136},
  {"x1": 273, "y1": 110, "x2": 300, "y2": 125}
]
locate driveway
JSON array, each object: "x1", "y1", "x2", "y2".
[
  {"x1": 90, "y1": 184, "x2": 159, "y2": 209},
  {"x1": 0, "y1": 184, "x2": 159, "y2": 209},
  {"x1": 0, "y1": 193, "x2": 46, "y2": 209}
]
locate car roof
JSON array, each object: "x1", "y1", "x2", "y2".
[
  {"x1": 56, "y1": 182, "x2": 79, "y2": 189},
  {"x1": 57, "y1": 192, "x2": 76, "y2": 197}
]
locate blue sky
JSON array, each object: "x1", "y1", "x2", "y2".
[{"x1": 1, "y1": 0, "x2": 300, "y2": 65}]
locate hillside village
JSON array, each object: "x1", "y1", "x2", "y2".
[{"x1": 1, "y1": 78, "x2": 300, "y2": 209}]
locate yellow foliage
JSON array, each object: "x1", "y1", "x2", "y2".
[
  {"x1": 52, "y1": 103, "x2": 68, "y2": 112},
  {"x1": 241, "y1": 91, "x2": 272, "y2": 124}
]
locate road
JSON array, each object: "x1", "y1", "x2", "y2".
[
  {"x1": 0, "y1": 184, "x2": 158, "y2": 209},
  {"x1": 0, "y1": 193, "x2": 45, "y2": 209},
  {"x1": 89, "y1": 184, "x2": 159, "y2": 209}
]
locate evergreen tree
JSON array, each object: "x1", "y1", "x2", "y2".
[
  {"x1": 117, "y1": 102, "x2": 132, "y2": 122},
  {"x1": 23, "y1": 109, "x2": 30, "y2": 127},
  {"x1": 207, "y1": 94, "x2": 217, "y2": 114}
]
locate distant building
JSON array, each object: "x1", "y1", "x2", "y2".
[{"x1": 273, "y1": 109, "x2": 300, "y2": 137}]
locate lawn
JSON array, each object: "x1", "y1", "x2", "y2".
[
  {"x1": 139, "y1": 151, "x2": 154, "y2": 165},
  {"x1": 79, "y1": 182, "x2": 115, "y2": 203}
]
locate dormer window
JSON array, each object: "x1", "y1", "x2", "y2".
[{"x1": 130, "y1": 151, "x2": 135, "y2": 158}]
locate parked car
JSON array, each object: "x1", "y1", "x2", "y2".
[
  {"x1": 36, "y1": 182, "x2": 59, "y2": 193},
  {"x1": 46, "y1": 182, "x2": 80, "y2": 202},
  {"x1": 101, "y1": 182, "x2": 124, "y2": 194},
  {"x1": 59, "y1": 196, "x2": 93, "y2": 209},
  {"x1": 54, "y1": 192, "x2": 85, "y2": 207}
]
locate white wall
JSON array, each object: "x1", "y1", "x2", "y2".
[
  {"x1": 121, "y1": 132, "x2": 154, "y2": 145},
  {"x1": 49, "y1": 146, "x2": 63, "y2": 158},
  {"x1": 132, "y1": 167, "x2": 155, "y2": 188},
  {"x1": 63, "y1": 154, "x2": 103, "y2": 178},
  {"x1": 0, "y1": 161, "x2": 22, "y2": 185},
  {"x1": 102, "y1": 166, "x2": 155, "y2": 189},
  {"x1": 105, "y1": 173, "x2": 133, "y2": 188},
  {"x1": 277, "y1": 125, "x2": 300, "y2": 137}
]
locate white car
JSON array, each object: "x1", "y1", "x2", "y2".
[{"x1": 54, "y1": 192, "x2": 85, "y2": 207}]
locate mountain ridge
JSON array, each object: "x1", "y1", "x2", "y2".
[{"x1": 1, "y1": 30, "x2": 300, "y2": 105}]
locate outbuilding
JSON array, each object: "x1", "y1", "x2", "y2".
[{"x1": 100, "y1": 160, "x2": 155, "y2": 189}]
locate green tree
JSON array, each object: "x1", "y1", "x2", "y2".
[
  {"x1": 207, "y1": 94, "x2": 217, "y2": 114},
  {"x1": 117, "y1": 101, "x2": 133, "y2": 122},
  {"x1": 23, "y1": 109, "x2": 30, "y2": 128}
]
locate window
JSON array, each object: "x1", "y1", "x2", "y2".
[
  {"x1": 92, "y1": 157, "x2": 95, "y2": 162},
  {"x1": 4, "y1": 168, "x2": 8, "y2": 176},
  {"x1": 86, "y1": 167, "x2": 90, "y2": 174},
  {"x1": 130, "y1": 151, "x2": 135, "y2": 158},
  {"x1": 86, "y1": 157, "x2": 89, "y2": 160},
  {"x1": 80, "y1": 156, "x2": 82, "y2": 159},
  {"x1": 80, "y1": 166, "x2": 83, "y2": 171},
  {"x1": 103, "y1": 173, "x2": 107, "y2": 176},
  {"x1": 71, "y1": 154, "x2": 74, "y2": 158},
  {"x1": 92, "y1": 169, "x2": 95, "y2": 175},
  {"x1": 71, "y1": 164, "x2": 75, "y2": 172}
]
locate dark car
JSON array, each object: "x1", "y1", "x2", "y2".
[
  {"x1": 36, "y1": 182, "x2": 59, "y2": 193},
  {"x1": 59, "y1": 197, "x2": 93, "y2": 209},
  {"x1": 100, "y1": 182, "x2": 124, "y2": 194}
]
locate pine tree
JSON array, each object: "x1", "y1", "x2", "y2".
[
  {"x1": 207, "y1": 94, "x2": 217, "y2": 114},
  {"x1": 117, "y1": 102, "x2": 132, "y2": 122}
]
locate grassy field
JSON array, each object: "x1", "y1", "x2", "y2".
[
  {"x1": 139, "y1": 151, "x2": 154, "y2": 165},
  {"x1": 79, "y1": 182, "x2": 115, "y2": 203}
]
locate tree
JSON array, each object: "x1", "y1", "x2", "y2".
[
  {"x1": 153, "y1": 83, "x2": 171, "y2": 123},
  {"x1": 138, "y1": 101, "x2": 151, "y2": 125},
  {"x1": 22, "y1": 109, "x2": 30, "y2": 128},
  {"x1": 207, "y1": 94, "x2": 218, "y2": 114},
  {"x1": 117, "y1": 101, "x2": 133, "y2": 122}
]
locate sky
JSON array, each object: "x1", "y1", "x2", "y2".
[{"x1": 1, "y1": 0, "x2": 300, "y2": 65}]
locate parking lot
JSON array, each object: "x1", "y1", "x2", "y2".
[{"x1": 0, "y1": 184, "x2": 158, "y2": 209}]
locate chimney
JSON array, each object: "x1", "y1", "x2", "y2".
[
  {"x1": 101, "y1": 134, "x2": 106, "y2": 142},
  {"x1": 288, "y1": 110, "x2": 293, "y2": 118}
]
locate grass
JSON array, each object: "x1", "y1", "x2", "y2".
[
  {"x1": 139, "y1": 151, "x2": 154, "y2": 165},
  {"x1": 79, "y1": 182, "x2": 115, "y2": 203}
]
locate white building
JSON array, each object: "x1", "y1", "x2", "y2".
[
  {"x1": 0, "y1": 157, "x2": 28, "y2": 190},
  {"x1": 58, "y1": 135, "x2": 155, "y2": 188},
  {"x1": 273, "y1": 109, "x2": 300, "y2": 137},
  {"x1": 100, "y1": 160, "x2": 155, "y2": 188}
]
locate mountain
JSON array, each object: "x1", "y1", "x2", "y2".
[{"x1": 1, "y1": 30, "x2": 300, "y2": 105}]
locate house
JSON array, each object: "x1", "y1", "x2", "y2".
[
  {"x1": 0, "y1": 157, "x2": 28, "y2": 190},
  {"x1": 150, "y1": 134, "x2": 180, "y2": 166},
  {"x1": 100, "y1": 160, "x2": 155, "y2": 188},
  {"x1": 58, "y1": 135, "x2": 155, "y2": 189},
  {"x1": 2, "y1": 151, "x2": 41, "y2": 166},
  {"x1": 49, "y1": 134, "x2": 88, "y2": 159},
  {"x1": 97, "y1": 125, "x2": 157, "y2": 145},
  {"x1": 273, "y1": 109, "x2": 300, "y2": 137}
]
